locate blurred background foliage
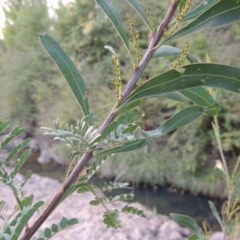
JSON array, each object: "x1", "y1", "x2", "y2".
[{"x1": 0, "y1": 0, "x2": 240, "y2": 197}]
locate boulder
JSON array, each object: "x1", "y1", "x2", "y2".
[{"x1": 0, "y1": 172, "x2": 192, "y2": 240}]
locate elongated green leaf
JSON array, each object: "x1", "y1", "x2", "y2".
[
  {"x1": 153, "y1": 45, "x2": 197, "y2": 63},
  {"x1": 208, "y1": 201, "x2": 223, "y2": 229},
  {"x1": 166, "y1": 1, "x2": 240, "y2": 41},
  {"x1": 122, "y1": 63, "x2": 240, "y2": 107},
  {"x1": 126, "y1": 0, "x2": 152, "y2": 31},
  {"x1": 145, "y1": 106, "x2": 203, "y2": 138},
  {"x1": 158, "y1": 92, "x2": 184, "y2": 102},
  {"x1": 94, "y1": 139, "x2": 147, "y2": 156},
  {"x1": 153, "y1": 45, "x2": 182, "y2": 58},
  {"x1": 117, "y1": 92, "x2": 184, "y2": 117},
  {"x1": 95, "y1": 0, "x2": 129, "y2": 50},
  {"x1": 170, "y1": 213, "x2": 205, "y2": 240},
  {"x1": 225, "y1": 213, "x2": 240, "y2": 236},
  {"x1": 232, "y1": 174, "x2": 240, "y2": 204},
  {"x1": 182, "y1": 0, "x2": 219, "y2": 22},
  {"x1": 179, "y1": 87, "x2": 215, "y2": 107},
  {"x1": 39, "y1": 33, "x2": 89, "y2": 116},
  {"x1": 187, "y1": 54, "x2": 198, "y2": 63}
]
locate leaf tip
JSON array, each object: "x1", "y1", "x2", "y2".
[{"x1": 38, "y1": 32, "x2": 46, "y2": 37}]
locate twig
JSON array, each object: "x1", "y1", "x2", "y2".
[{"x1": 20, "y1": 1, "x2": 180, "y2": 239}]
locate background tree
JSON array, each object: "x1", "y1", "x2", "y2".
[{"x1": 0, "y1": 0, "x2": 240, "y2": 199}]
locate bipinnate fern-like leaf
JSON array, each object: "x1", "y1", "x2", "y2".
[
  {"x1": 42, "y1": 118, "x2": 100, "y2": 153},
  {"x1": 74, "y1": 182, "x2": 91, "y2": 194},
  {"x1": 90, "y1": 194, "x2": 134, "y2": 206},
  {"x1": 101, "y1": 108, "x2": 139, "y2": 140},
  {"x1": 0, "y1": 121, "x2": 31, "y2": 179},
  {"x1": 32, "y1": 217, "x2": 80, "y2": 240},
  {"x1": 2, "y1": 201, "x2": 44, "y2": 239},
  {"x1": 0, "y1": 121, "x2": 47, "y2": 239},
  {"x1": 44, "y1": 129, "x2": 91, "y2": 147},
  {"x1": 73, "y1": 177, "x2": 145, "y2": 229},
  {"x1": 86, "y1": 155, "x2": 108, "y2": 180},
  {"x1": 0, "y1": 120, "x2": 10, "y2": 135},
  {"x1": 10, "y1": 150, "x2": 31, "y2": 181},
  {"x1": 0, "y1": 200, "x2": 9, "y2": 221},
  {"x1": 0, "y1": 201, "x2": 17, "y2": 222},
  {"x1": 122, "y1": 205, "x2": 147, "y2": 218},
  {"x1": 92, "y1": 109, "x2": 149, "y2": 157},
  {"x1": 61, "y1": 156, "x2": 108, "y2": 201},
  {"x1": 4, "y1": 138, "x2": 31, "y2": 165},
  {"x1": 103, "y1": 210, "x2": 121, "y2": 228},
  {"x1": 0, "y1": 127, "x2": 25, "y2": 150},
  {"x1": 21, "y1": 195, "x2": 34, "y2": 208},
  {"x1": 19, "y1": 170, "x2": 32, "y2": 192},
  {"x1": 98, "y1": 182, "x2": 130, "y2": 192},
  {"x1": 109, "y1": 193, "x2": 134, "y2": 202}
]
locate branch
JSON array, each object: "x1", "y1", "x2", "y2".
[{"x1": 20, "y1": 1, "x2": 180, "y2": 239}]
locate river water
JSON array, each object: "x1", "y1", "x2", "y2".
[{"x1": 20, "y1": 157, "x2": 222, "y2": 232}]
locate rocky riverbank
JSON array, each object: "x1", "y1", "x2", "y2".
[{"x1": 0, "y1": 171, "x2": 225, "y2": 240}]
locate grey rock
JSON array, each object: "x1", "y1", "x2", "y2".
[
  {"x1": 210, "y1": 232, "x2": 225, "y2": 240},
  {"x1": 0, "y1": 171, "x2": 200, "y2": 240}
]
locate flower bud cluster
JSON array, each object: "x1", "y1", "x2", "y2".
[
  {"x1": 112, "y1": 54, "x2": 122, "y2": 105},
  {"x1": 126, "y1": 14, "x2": 141, "y2": 67},
  {"x1": 170, "y1": 41, "x2": 189, "y2": 70},
  {"x1": 144, "y1": 0, "x2": 156, "y2": 31},
  {"x1": 162, "y1": 0, "x2": 192, "y2": 42},
  {"x1": 177, "y1": 0, "x2": 192, "y2": 22}
]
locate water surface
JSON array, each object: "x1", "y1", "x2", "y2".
[{"x1": 21, "y1": 158, "x2": 222, "y2": 231}]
